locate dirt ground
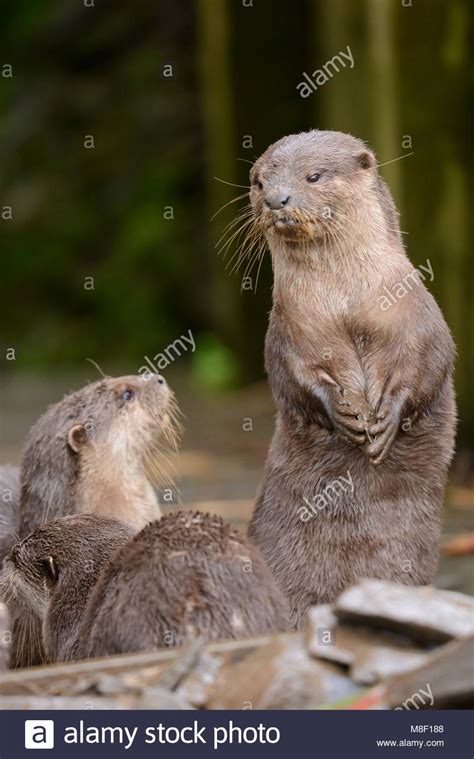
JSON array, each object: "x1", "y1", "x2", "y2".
[{"x1": 1, "y1": 368, "x2": 472, "y2": 596}]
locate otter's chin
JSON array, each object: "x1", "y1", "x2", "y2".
[{"x1": 271, "y1": 219, "x2": 314, "y2": 242}]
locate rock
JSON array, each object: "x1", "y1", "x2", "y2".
[
  {"x1": 334, "y1": 580, "x2": 474, "y2": 643},
  {"x1": 387, "y1": 636, "x2": 474, "y2": 709},
  {"x1": 305, "y1": 605, "x2": 428, "y2": 685},
  {"x1": 305, "y1": 605, "x2": 353, "y2": 666},
  {"x1": 136, "y1": 687, "x2": 194, "y2": 709},
  {"x1": 207, "y1": 633, "x2": 359, "y2": 709},
  {"x1": 176, "y1": 650, "x2": 225, "y2": 708}
]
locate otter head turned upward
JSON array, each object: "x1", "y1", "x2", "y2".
[{"x1": 18, "y1": 373, "x2": 181, "y2": 537}]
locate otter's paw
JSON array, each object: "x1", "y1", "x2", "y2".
[
  {"x1": 328, "y1": 390, "x2": 370, "y2": 446},
  {"x1": 367, "y1": 404, "x2": 400, "y2": 465}
]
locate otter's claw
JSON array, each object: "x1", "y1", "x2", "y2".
[{"x1": 367, "y1": 405, "x2": 400, "y2": 464}]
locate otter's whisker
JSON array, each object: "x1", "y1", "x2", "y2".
[
  {"x1": 375, "y1": 152, "x2": 414, "y2": 170},
  {"x1": 213, "y1": 177, "x2": 250, "y2": 190},
  {"x1": 216, "y1": 207, "x2": 254, "y2": 247},
  {"x1": 225, "y1": 223, "x2": 261, "y2": 272},
  {"x1": 218, "y1": 216, "x2": 255, "y2": 261},
  {"x1": 86, "y1": 358, "x2": 110, "y2": 379},
  {"x1": 214, "y1": 204, "x2": 253, "y2": 248},
  {"x1": 229, "y1": 221, "x2": 264, "y2": 275},
  {"x1": 240, "y1": 235, "x2": 266, "y2": 289},
  {"x1": 253, "y1": 244, "x2": 267, "y2": 294},
  {"x1": 210, "y1": 192, "x2": 249, "y2": 222}
]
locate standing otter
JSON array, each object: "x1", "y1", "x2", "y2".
[
  {"x1": 1, "y1": 515, "x2": 134, "y2": 663},
  {"x1": 246, "y1": 130, "x2": 456, "y2": 627},
  {"x1": 5, "y1": 373, "x2": 181, "y2": 667},
  {"x1": 1, "y1": 512, "x2": 289, "y2": 662}
]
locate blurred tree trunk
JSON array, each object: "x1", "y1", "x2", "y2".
[
  {"x1": 438, "y1": 0, "x2": 471, "y2": 437},
  {"x1": 314, "y1": 0, "x2": 372, "y2": 140},
  {"x1": 314, "y1": 0, "x2": 401, "y2": 204},
  {"x1": 196, "y1": 0, "x2": 244, "y2": 361},
  {"x1": 366, "y1": 0, "x2": 402, "y2": 207}
]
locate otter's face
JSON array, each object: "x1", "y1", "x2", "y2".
[
  {"x1": 65, "y1": 374, "x2": 181, "y2": 464},
  {"x1": 249, "y1": 130, "x2": 376, "y2": 246},
  {"x1": 0, "y1": 515, "x2": 133, "y2": 617}
]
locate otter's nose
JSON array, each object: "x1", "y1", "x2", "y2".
[
  {"x1": 154, "y1": 373, "x2": 166, "y2": 386},
  {"x1": 264, "y1": 193, "x2": 290, "y2": 210}
]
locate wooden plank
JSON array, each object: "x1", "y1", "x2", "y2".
[{"x1": 0, "y1": 634, "x2": 271, "y2": 696}]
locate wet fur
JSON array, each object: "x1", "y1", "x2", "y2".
[{"x1": 246, "y1": 130, "x2": 456, "y2": 627}]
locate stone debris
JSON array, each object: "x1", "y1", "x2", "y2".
[
  {"x1": 207, "y1": 634, "x2": 359, "y2": 710},
  {"x1": 386, "y1": 636, "x2": 474, "y2": 710},
  {"x1": 0, "y1": 582, "x2": 472, "y2": 709},
  {"x1": 334, "y1": 579, "x2": 474, "y2": 643},
  {"x1": 305, "y1": 605, "x2": 428, "y2": 685}
]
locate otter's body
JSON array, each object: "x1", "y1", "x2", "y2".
[
  {"x1": 5, "y1": 373, "x2": 180, "y2": 668},
  {"x1": 246, "y1": 130, "x2": 456, "y2": 627},
  {"x1": 79, "y1": 511, "x2": 289, "y2": 658}
]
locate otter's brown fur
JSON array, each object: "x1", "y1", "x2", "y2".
[
  {"x1": 0, "y1": 466, "x2": 20, "y2": 560},
  {"x1": 1, "y1": 512, "x2": 289, "y2": 662},
  {"x1": 78, "y1": 511, "x2": 289, "y2": 658},
  {"x1": 6, "y1": 373, "x2": 180, "y2": 668},
  {"x1": 18, "y1": 374, "x2": 179, "y2": 539},
  {"x1": 246, "y1": 130, "x2": 456, "y2": 627},
  {"x1": 1, "y1": 515, "x2": 134, "y2": 663}
]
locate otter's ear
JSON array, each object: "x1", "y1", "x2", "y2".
[
  {"x1": 67, "y1": 424, "x2": 88, "y2": 454},
  {"x1": 355, "y1": 150, "x2": 375, "y2": 170},
  {"x1": 42, "y1": 556, "x2": 58, "y2": 587}
]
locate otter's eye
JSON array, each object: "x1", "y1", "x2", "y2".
[
  {"x1": 120, "y1": 388, "x2": 135, "y2": 402},
  {"x1": 253, "y1": 178, "x2": 263, "y2": 190},
  {"x1": 307, "y1": 173, "x2": 321, "y2": 183}
]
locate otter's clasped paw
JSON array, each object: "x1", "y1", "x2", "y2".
[{"x1": 367, "y1": 404, "x2": 400, "y2": 465}]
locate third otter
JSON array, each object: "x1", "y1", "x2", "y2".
[{"x1": 247, "y1": 130, "x2": 456, "y2": 627}]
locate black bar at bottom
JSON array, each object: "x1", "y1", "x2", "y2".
[{"x1": 0, "y1": 709, "x2": 472, "y2": 758}]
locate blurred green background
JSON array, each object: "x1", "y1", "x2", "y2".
[{"x1": 1, "y1": 0, "x2": 472, "y2": 446}]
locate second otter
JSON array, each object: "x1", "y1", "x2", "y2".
[{"x1": 246, "y1": 130, "x2": 456, "y2": 627}]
